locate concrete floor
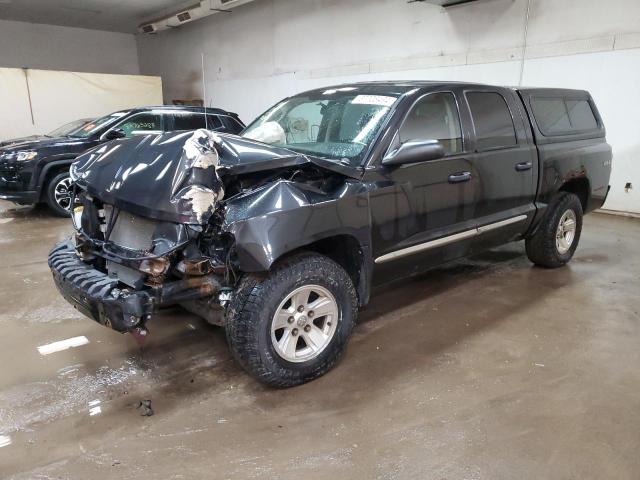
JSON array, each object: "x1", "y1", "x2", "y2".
[{"x1": 0, "y1": 200, "x2": 639, "y2": 479}]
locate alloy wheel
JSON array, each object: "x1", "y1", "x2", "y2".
[
  {"x1": 270, "y1": 285, "x2": 339, "y2": 363},
  {"x1": 53, "y1": 176, "x2": 73, "y2": 211},
  {"x1": 556, "y1": 209, "x2": 577, "y2": 254}
]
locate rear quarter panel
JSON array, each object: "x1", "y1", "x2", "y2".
[
  {"x1": 517, "y1": 88, "x2": 612, "y2": 227},
  {"x1": 535, "y1": 137, "x2": 611, "y2": 212}
]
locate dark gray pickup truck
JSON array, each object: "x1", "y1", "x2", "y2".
[{"x1": 48, "y1": 81, "x2": 611, "y2": 387}]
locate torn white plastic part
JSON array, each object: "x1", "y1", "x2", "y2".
[
  {"x1": 176, "y1": 184, "x2": 222, "y2": 224},
  {"x1": 244, "y1": 121, "x2": 286, "y2": 145},
  {"x1": 184, "y1": 129, "x2": 223, "y2": 169},
  {"x1": 171, "y1": 129, "x2": 225, "y2": 223}
]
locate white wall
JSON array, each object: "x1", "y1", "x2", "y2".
[
  {"x1": 137, "y1": 0, "x2": 640, "y2": 213},
  {"x1": 0, "y1": 19, "x2": 157, "y2": 144},
  {"x1": 0, "y1": 19, "x2": 139, "y2": 75},
  {"x1": 0, "y1": 68, "x2": 163, "y2": 141}
]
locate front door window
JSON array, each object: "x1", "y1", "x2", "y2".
[{"x1": 399, "y1": 92, "x2": 463, "y2": 155}]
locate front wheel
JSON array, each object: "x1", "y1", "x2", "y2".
[
  {"x1": 526, "y1": 192, "x2": 583, "y2": 268},
  {"x1": 225, "y1": 253, "x2": 357, "y2": 387},
  {"x1": 45, "y1": 171, "x2": 73, "y2": 217}
]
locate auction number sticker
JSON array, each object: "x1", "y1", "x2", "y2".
[{"x1": 352, "y1": 95, "x2": 397, "y2": 107}]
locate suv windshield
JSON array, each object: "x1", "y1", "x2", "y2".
[
  {"x1": 68, "y1": 112, "x2": 129, "y2": 138},
  {"x1": 242, "y1": 89, "x2": 400, "y2": 166},
  {"x1": 48, "y1": 118, "x2": 94, "y2": 137}
]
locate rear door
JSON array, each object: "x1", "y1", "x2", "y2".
[{"x1": 462, "y1": 88, "x2": 537, "y2": 248}]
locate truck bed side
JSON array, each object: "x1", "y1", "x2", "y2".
[{"x1": 516, "y1": 88, "x2": 612, "y2": 233}]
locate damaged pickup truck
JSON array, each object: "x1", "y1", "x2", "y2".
[{"x1": 48, "y1": 82, "x2": 611, "y2": 387}]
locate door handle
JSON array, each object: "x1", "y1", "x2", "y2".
[
  {"x1": 448, "y1": 171, "x2": 472, "y2": 183},
  {"x1": 515, "y1": 161, "x2": 533, "y2": 172}
]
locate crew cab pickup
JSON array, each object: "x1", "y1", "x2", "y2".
[{"x1": 48, "y1": 82, "x2": 611, "y2": 387}]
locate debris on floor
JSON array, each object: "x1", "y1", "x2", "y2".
[{"x1": 137, "y1": 400, "x2": 154, "y2": 417}]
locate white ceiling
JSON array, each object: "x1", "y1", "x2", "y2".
[{"x1": 0, "y1": 0, "x2": 197, "y2": 33}]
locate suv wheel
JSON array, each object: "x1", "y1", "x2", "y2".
[
  {"x1": 45, "y1": 172, "x2": 73, "y2": 217},
  {"x1": 225, "y1": 253, "x2": 357, "y2": 387},
  {"x1": 525, "y1": 192, "x2": 583, "y2": 268}
]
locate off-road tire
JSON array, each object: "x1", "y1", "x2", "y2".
[
  {"x1": 225, "y1": 252, "x2": 357, "y2": 388},
  {"x1": 526, "y1": 192, "x2": 583, "y2": 268},
  {"x1": 45, "y1": 171, "x2": 72, "y2": 217}
]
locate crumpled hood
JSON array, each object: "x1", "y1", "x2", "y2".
[{"x1": 71, "y1": 129, "x2": 359, "y2": 224}]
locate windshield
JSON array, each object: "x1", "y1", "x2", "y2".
[
  {"x1": 242, "y1": 89, "x2": 400, "y2": 166},
  {"x1": 68, "y1": 112, "x2": 129, "y2": 138},
  {"x1": 48, "y1": 118, "x2": 94, "y2": 137}
]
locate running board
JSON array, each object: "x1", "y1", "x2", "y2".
[{"x1": 374, "y1": 215, "x2": 528, "y2": 264}]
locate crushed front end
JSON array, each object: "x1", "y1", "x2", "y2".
[
  {"x1": 48, "y1": 127, "x2": 361, "y2": 336},
  {"x1": 48, "y1": 129, "x2": 232, "y2": 334}
]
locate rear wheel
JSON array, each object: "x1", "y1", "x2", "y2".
[
  {"x1": 45, "y1": 172, "x2": 73, "y2": 217},
  {"x1": 225, "y1": 253, "x2": 357, "y2": 387},
  {"x1": 525, "y1": 192, "x2": 583, "y2": 268}
]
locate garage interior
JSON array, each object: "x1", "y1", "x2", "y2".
[{"x1": 0, "y1": 0, "x2": 639, "y2": 478}]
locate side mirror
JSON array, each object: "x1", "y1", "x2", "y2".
[
  {"x1": 382, "y1": 140, "x2": 445, "y2": 167},
  {"x1": 105, "y1": 128, "x2": 126, "y2": 140}
]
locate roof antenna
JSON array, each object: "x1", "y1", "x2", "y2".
[
  {"x1": 201, "y1": 52, "x2": 209, "y2": 130},
  {"x1": 518, "y1": 0, "x2": 531, "y2": 87}
]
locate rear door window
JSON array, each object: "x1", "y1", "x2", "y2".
[
  {"x1": 206, "y1": 115, "x2": 224, "y2": 130},
  {"x1": 531, "y1": 97, "x2": 598, "y2": 135},
  {"x1": 222, "y1": 116, "x2": 244, "y2": 134},
  {"x1": 172, "y1": 112, "x2": 206, "y2": 131},
  {"x1": 466, "y1": 92, "x2": 517, "y2": 151},
  {"x1": 171, "y1": 113, "x2": 226, "y2": 131}
]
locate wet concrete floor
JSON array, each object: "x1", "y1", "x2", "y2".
[{"x1": 0, "y1": 200, "x2": 639, "y2": 479}]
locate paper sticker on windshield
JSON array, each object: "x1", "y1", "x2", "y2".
[{"x1": 352, "y1": 95, "x2": 396, "y2": 107}]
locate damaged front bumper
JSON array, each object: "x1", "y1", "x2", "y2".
[{"x1": 48, "y1": 241, "x2": 222, "y2": 333}]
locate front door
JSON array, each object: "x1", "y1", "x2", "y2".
[{"x1": 369, "y1": 90, "x2": 479, "y2": 284}]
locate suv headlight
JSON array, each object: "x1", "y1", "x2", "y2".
[{"x1": 16, "y1": 151, "x2": 38, "y2": 162}]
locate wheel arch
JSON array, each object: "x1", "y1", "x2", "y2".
[
  {"x1": 232, "y1": 228, "x2": 373, "y2": 307},
  {"x1": 528, "y1": 175, "x2": 591, "y2": 237},
  {"x1": 37, "y1": 159, "x2": 75, "y2": 201},
  {"x1": 280, "y1": 235, "x2": 372, "y2": 307},
  {"x1": 559, "y1": 176, "x2": 590, "y2": 213}
]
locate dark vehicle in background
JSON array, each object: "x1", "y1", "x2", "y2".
[
  {"x1": 48, "y1": 82, "x2": 611, "y2": 387},
  {"x1": 0, "y1": 118, "x2": 95, "y2": 148},
  {"x1": 0, "y1": 106, "x2": 244, "y2": 216}
]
